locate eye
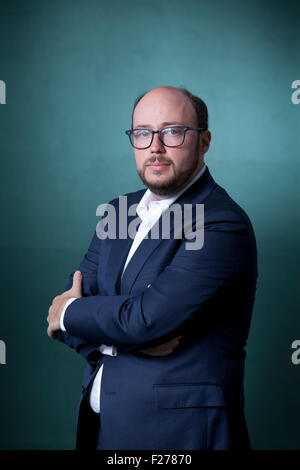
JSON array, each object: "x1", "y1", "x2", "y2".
[
  {"x1": 134, "y1": 129, "x2": 151, "y2": 138},
  {"x1": 162, "y1": 127, "x2": 180, "y2": 135}
]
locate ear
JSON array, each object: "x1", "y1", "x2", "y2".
[{"x1": 199, "y1": 130, "x2": 211, "y2": 155}]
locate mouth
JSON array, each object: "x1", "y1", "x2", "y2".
[{"x1": 147, "y1": 163, "x2": 171, "y2": 170}]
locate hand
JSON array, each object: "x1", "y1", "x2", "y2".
[
  {"x1": 139, "y1": 335, "x2": 182, "y2": 357},
  {"x1": 47, "y1": 270, "x2": 83, "y2": 340}
]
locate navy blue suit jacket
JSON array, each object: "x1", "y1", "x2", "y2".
[{"x1": 57, "y1": 166, "x2": 258, "y2": 450}]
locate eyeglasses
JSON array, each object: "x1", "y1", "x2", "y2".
[{"x1": 125, "y1": 126, "x2": 207, "y2": 149}]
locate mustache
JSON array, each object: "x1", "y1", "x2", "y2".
[{"x1": 146, "y1": 157, "x2": 172, "y2": 165}]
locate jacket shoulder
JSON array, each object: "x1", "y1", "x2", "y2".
[{"x1": 204, "y1": 183, "x2": 255, "y2": 230}]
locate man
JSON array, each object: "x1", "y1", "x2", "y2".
[{"x1": 47, "y1": 86, "x2": 258, "y2": 450}]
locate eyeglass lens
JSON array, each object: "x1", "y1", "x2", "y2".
[{"x1": 131, "y1": 127, "x2": 185, "y2": 148}]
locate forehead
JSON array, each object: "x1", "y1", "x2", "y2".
[{"x1": 133, "y1": 90, "x2": 197, "y2": 127}]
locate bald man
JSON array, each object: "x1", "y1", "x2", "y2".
[{"x1": 47, "y1": 86, "x2": 258, "y2": 450}]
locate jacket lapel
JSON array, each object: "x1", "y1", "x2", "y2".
[{"x1": 106, "y1": 166, "x2": 216, "y2": 294}]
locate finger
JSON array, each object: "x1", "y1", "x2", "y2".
[
  {"x1": 166, "y1": 337, "x2": 181, "y2": 347},
  {"x1": 140, "y1": 340, "x2": 179, "y2": 354},
  {"x1": 139, "y1": 347, "x2": 155, "y2": 354},
  {"x1": 170, "y1": 338, "x2": 180, "y2": 344},
  {"x1": 159, "y1": 350, "x2": 173, "y2": 356},
  {"x1": 139, "y1": 336, "x2": 183, "y2": 355},
  {"x1": 47, "y1": 326, "x2": 55, "y2": 340},
  {"x1": 149, "y1": 349, "x2": 173, "y2": 356},
  {"x1": 140, "y1": 347, "x2": 175, "y2": 356},
  {"x1": 166, "y1": 336, "x2": 182, "y2": 344},
  {"x1": 70, "y1": 270, "x2": 82, "y2": 296}
]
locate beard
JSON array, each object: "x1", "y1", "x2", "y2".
[{"x1": 137, "y1": 155, "x2": 200, "y2": 197}]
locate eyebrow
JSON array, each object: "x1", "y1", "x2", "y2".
[{"x1": 133, "y1": 121, "x2": 185, "y2": 128}]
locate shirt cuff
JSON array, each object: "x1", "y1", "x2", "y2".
[
  {"x1": 60, "y1": 298, "x2": 77, "y2": 332},
  {"x1": 98, "y1": 344, "x2": 118, "y2": 356}
]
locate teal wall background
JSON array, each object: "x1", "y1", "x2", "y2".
[{"x1": 0, "y1": 0, "x2": 299, "y2": 449}]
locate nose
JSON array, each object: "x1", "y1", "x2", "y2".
[{"x1": 150, "y1": 132, "x2": 166, "y2": 153}]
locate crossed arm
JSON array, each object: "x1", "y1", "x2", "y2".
[
  {"x1": 47, "y1": 229, "x2": 182, "y2": 358},
  {"x1": 47, "y1": 214, "x2": 253, "y2": 356},
  {"x1": 47, "y1": 270, "x2": 181, "y2": 357}
]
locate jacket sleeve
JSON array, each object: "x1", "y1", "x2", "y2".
[{"x1": 63, "y1": 212, "x2": 257, "y2": 353}]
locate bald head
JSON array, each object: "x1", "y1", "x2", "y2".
[
  {"x1": 131, "y1": 86, "x2": 208, "y2": 132},
  {"x1": 133, "y1": 86, "x2": 198, "y2": 130}
]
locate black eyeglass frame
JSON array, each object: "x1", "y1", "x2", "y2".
[{"x1": 125, "y1": 125, "x2": 207, "y2": 149}]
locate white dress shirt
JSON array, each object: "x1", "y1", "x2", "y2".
[{"x1": 60, "y1": 163, "x2": 206, "y2": 413}]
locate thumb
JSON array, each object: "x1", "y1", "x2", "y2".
[{"x1": 71, "y1": 270, "x2": 82, "y2": 297}]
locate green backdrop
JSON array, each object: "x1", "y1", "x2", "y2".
[{"x1": 0, "y1": 0, "x2": 299, "y2": 450}]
